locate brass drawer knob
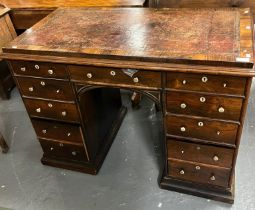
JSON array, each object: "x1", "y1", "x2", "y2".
[
  {"x1": 198, "y1": 122, "x2": 204, "y2": 127},
  {"x1": 72, "y1": 151, "x2": 77, "y2": 156},
  {"x1": 48, "y1": 69, "x2": 54, "y2": 74},
  {"x1": 180, "y1": 127, "x2": 186, "y2": 132},
  {"x1": 36, "y1": 108, "x2": 41, "y2": 113},
  {"x1": 110, "y1": 71, "x2": 116, "y2": 76},
  {"x1": 223, "y1": 83, "x2": 227, "y2": 88},
  {"x1": 48, "y1": 103, "x2": 53, "y2": 108},
  {"x1": 213, "y1": 155, "x2": 219, "y2": 162},
  {"x1": 210, "y1": 175, "x2": 216, "y2": 181},
  {"x1": 133, "y1": 77, "x2": 139, "y2": 83},
  {"x1": 218, "y1": 107, "x2": 225, "y2": 113},
  {"x1": 67, "y1": 132, "x2": 71, "y2": 137},
  {"x1": 59, "y1": 143, "x2": 64, "y2": 147},
  {"x1": 195, "y1": 166, "x2": 200, "y2": 170},
  {"x1": 28, "y1": 87, "x2": 34, "y2": 92},
  {"x1": 196, "y1": 146, "x2": 201, "y2": 150},
  {"x1": 56, "y1": 89, "x2": 60, "y2": 93},
  {"x1": 202, "y1": 76, "x2": 208, "y2": 83},
  {"x1": 61, "y1": 111, "x2": 67, "y2": 116},
  {"x1": 181, "y1": 150, "x2": 184, "y2": 154},
  {"x1": 40, "y1": 81, "x2": 46, "y2": 86},
  {"x1": 180, "y1": 103, "x2": 186, "y2": 109},
  {"x1": 35, "y1": 65, "x2": 40, "y2": 70},
  {"x1": 217, "y1": 131, "x2": 221, "y2": 135},
  {"x1": 179, "y1": 170, "x2": 185, "y2": 175},
  {"x1": 50, "y1": 147, "x2": 54, "y2": 151},
  {"x1": 42, "y1": 129, "x2": 47, "y2": 134},
  {"x1": 200, "y1": 97, "x2": 206, "y2": 103},
  {"x1": 20, "y1": 67, "x2": 26, "y2": 72},
  {"x1": 87, "y1": 73, "x2": 92, "y2": 78},
  {"x1": 182, "y1": 80, "x2": 187, "y2": 85}
]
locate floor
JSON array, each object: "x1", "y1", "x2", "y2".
[{"x1": 0, "y1": 82, "x2": 254, "y2": 210}]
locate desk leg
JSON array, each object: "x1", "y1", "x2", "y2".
[{"x1": 0, "y1": 132, "x2": 9, "y2": 153}]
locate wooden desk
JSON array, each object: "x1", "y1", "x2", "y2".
[
  {"x1": 0, "y1": 0, "x2": 147, "y2": 30},
  {"x1": 1, "y1": 8, "x2": 254, "y2": 203}
]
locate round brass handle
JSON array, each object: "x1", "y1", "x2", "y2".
[
  {"x1": 50, "y1": 147, "x2": 54, "y2": 151},
  {"x1": 180, "y1": 103, "x2": 186, "y2": 109},
  {"x1": 48, "y1": 69, "x2": 54, "y2": 74},
  {"x1": 35, "y1": 65, "x2": 40, "y2": 70},
  {"x1": 36, "y1": 108, "x2": 41, "y2": 113},
  {"x1": 218, "y1": 107, "x2": 225, "y2": 113},
  {"x1": 110, "y1": 71, "x2": 116, "y2": 76},
  {"x1": 56, "y1": 89, "x2": 60, "y2": 93},
  {"x1": 223, "y1": 83, "x2": 227, "y2": 88},
  {"x1": 217, "y1": 131, "x2": 221, "y2": 135},
  {"x1": 182, "y1": 80, "x2": 187, "y2": 85},
  {"x1": 180, "y1": 127, "x2": 186, "y2": 132},
  {"x1": 48, "y1": 103, "x2": 53, "y2": 108},
  {"x1": 61, "y1": 111, "x2": 67, "y2": 116},
  {"x1": 67, "y1": 133, "x2": 71, "y2": 137},
  {"x1": 202, "y1": 76, "x2": 208, "y2": 83},
  {"x1": 59, "y1": 143, "x2": 64, "y2": 147},
  {"x1": 200, "y1": 97, "x2": 206, "y2": 103},
  {"x1": 196, "y1": 146, "x2": 201, "y2": 150},
  {"x1": 213, "y1": 155, "x2": 219, "y2": 162},
  {"x1": 133, "y1": 77, "x2": 139, "y2": 83},
  {"x1": 179, "y1": 170, "x2": 185, "y2": 175},
  {"x1": 20, "y1": 67, "x2": 26, "y2": 72},
  {"x1": 28, "y1": 87, "x2": 34, "y2": 92},
  {"x1": 87, "y1": 73, "x2": 92, "y2": 78},
  {"x1": 72, "y1": 151, "x2": 77, "y2": 156},
  {"x1": 40, "y1": 81, "x2": 46, "y2": 86},
  {"x1": 181, "y1": 150, "x2": 184, "y2": 154},
  {"x1": 198, "y1": 122, "x2": 204, "y2": 127},
  {"x1": 195, "y1": 166, "x2": 200, "y2": 170},
  {"x1": 210, "y1": 175, "x2": 216, "y2": 181},
  {"x1": 42, "y1": 129, "x2": 47, "y2": 134}
]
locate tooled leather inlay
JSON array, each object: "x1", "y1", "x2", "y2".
[{"x1": 7, "y1": 8, "x2": 241, "y2": 62}]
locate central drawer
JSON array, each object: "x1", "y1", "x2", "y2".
[
  {"x1": 16, "y1": 77, "x2": 75, "y2": 101},
  {"x1": 167, "y1": 140, "x2": 234, "y2": 168},
  {"x1": 23, "y1": 98, "x2": 80, "y2": 123},
  {"x1": 166, "y1": 91, "x2": 243, "y2": 121},
  {"x1": 68, "y1": 65, "x2": 161, "y2": 89},
  {"x1": 31, "y1": 119, "x2": 84, "y2": 144}
]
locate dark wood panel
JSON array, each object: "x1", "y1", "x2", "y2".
[
  {"x1": 167, "y1": 139, "x2": 234, "y2": 168},
  {"x1": 168, "y1": 159, "x2": 231, "y2": 188},
  {"x1": 23, "y1": 98, "x2": 80, "y2": 123},
  {"x1": 166, "y1": 72, "x2": 246, "y2": 96},
  {"x1": 10, "y1": 61, "x2": 68, "y2": 79},
  {"x1": 69, "y1": 65, "x2": 161, "y2": 89},
  {"x1": 40, "y1": 139, "x2": 88, "y2": 162},
  {"x1": 31, "y1": 119, "x2": 84, "y2": 144},
  {"x1": 16, "y1": 77, "x2": 75, "y2": 101},
  {"x1": 166, "y1": 91, "x2": 243, "y2": 121},
  {"x1": 166, "y1": 115, "x2": 239, "y2": 145}
]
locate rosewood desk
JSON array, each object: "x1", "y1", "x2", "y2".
[{"x1": 1, "y1": 8, "x2": 254, "y2": 203}]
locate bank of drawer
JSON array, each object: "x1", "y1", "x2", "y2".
[
  {"x1": 17, "y1": 77, "x2": 75, "y2": 101},
  {"x1": 40, "y1": 139, "x2": 87, "y2": 162},
  {"x1": 10, "y1": 61, "x2": 68, "y2": 79},
  {"x1": 166, "y1": 91, "x2": 243, "y2": 121},
  {"x1": 166, "y1": 115, "x2": 238, "y2": 145},
  {"x1": 31, "y1": 119, "x2": 83, "y2": 144},
  {"x1": 23, "y1": 98, "x2": 80, "y2": 123},
  {"x1": 68, "y1": 65, "x2": 161, "y2": 89},
  {"x1": 167, "y1": 140, "x2": 234, "y2": 168},
  {"x1": 168, "y1": 159, "x2": 230, "y2": 188},
  {"x1": 166, "y1": 72, "x2": 246, "y2": 96}
]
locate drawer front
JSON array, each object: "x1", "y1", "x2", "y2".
[
  {"x1": 40, "y1": 139, "x2": 88, "y2": 162},
  {"x1": 166, "y1": 72, "x2": 246, "y2": 96},
  {"x1": 167, "y1": 140, "x2": 234, "y2": 168},
  {"x1": 68, "y1": 65, "x2": 161, "y2": 89},
  {"x1": 166, "y1": 91, "x2": 243, "y2": 121},
  {"x1": 10, "y1": 61, "x2": 68, "y2": 79},
  {"x1": 17, "y1": 77, "x2": 75, "y2": 101},
  {"x1": 168, "y1": 159, "x2": 230, "y2": 188},
  {"x1": 23, "y1": 98, "x2": 80, "y2": 123},
  {"x1": 31, "y1": 119, "x2": 83, "y2": 144},
  {"x1": 166, "y1": 115, "x2": 238, "y2": 145}
]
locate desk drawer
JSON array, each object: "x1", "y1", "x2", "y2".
[
  {"x1": 40, "y1": 139, "x2": 87, "y2": 162},
  {"x1": 32, "y1": 119, "x2": 83, "y2": 144},
  {"x1": 68, "y1": 65, "x2": 161, "y2": 89},
  {"x1": 166, "y1": 91, "x2": 243, "y2": 121},
  {"x1": 168, "y1": 159, "x2": 231, "y2": 188},
  {"x1": 166, "y1": 72, "x2": 246, "y2": 96},
  {"x1": 17, "y1": 77, "x2": 75, "y2": 101},
  {"x1": 10, "y1": 61, "x2": 68, "y2": 79},
  {"x1": 24, "y1": 98, "x2": 80, "y2": 123},
  {"x1": 167, "y1": 140, "x2": 234, "y2": 168},
  {"x1": 166, "y1": 115, "x2": 238, "y2": 145}
]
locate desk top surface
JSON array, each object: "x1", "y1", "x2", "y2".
[
  {"x1": 2, "y1": 8, "x2": 254, "y2": 68},
  {"x1": 0, "y1": 0, "x2": 146, "y2": 9}
]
